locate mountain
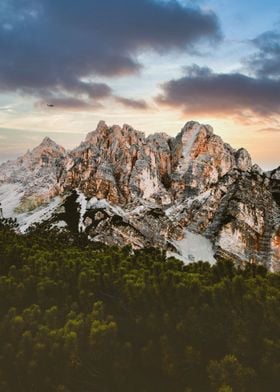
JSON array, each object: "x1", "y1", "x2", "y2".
[{"x1": 0, "y1": 121, "x2": 279, "y2": 270}]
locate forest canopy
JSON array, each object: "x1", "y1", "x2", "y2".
[{"x1": 0, "y1": 219, "x2": 279, "y2": 392}]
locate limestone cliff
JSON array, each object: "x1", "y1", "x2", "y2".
[{"x1": 0, "y1": 121, "x2": 279, "y2": 270}]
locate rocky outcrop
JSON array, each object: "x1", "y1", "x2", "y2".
[
  {"x1": 0, "y1": 137, "x2": 65, "y2": 212},
  {"x1": 0, "y1": 120, "x2": 279, "y2": 270},
  {"x1": 60, "y1": 121, "x2": 172, "y2": 205},
  {"x1": 266, "y1": 167, "x2": 280, "y2": 271}
]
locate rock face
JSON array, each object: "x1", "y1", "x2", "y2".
[
  {"x1": 0, "y1": 137, "x2": 65, "y2": 212},
  {"x1": 0, "y1": 121, "x2": 279, "y2": 270}
]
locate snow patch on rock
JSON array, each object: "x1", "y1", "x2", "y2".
[
  {"x1": 0, "y1": 183, "x2": 63, "y2": 232},
  {"x1": 0, "y1": 183, "x2": 25, "y2": 217},
  {"x1": 17, "y1": 197, "x2": 62, "y2": 232},
  {"x1": 55, "y1": 220, "x2": 68, "y2": 229},
  {"x1": 88, "y1": 197, "x2": 125, "y2": 217},
  {"x1": 169, "y1": 229, "x2": 216, "y2": 264},
  {"x1": 76, "y1": 190, "x2": 87, "y2": 231}
]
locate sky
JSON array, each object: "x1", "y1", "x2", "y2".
[{"x1": 0, "y1": 0, "x2": 279, "y2": 169}]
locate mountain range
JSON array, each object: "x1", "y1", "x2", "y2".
[{"x1": 0, "y1": 121, "x2": 279, "y2": 270}]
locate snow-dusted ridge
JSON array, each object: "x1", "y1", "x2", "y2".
[{"x1": 0, "y1": 182, "x2": 63, "y2": 233}]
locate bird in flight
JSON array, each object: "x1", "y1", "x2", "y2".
[{"x1": 47, "y1": 104, "x2": 55, "y2": 107}]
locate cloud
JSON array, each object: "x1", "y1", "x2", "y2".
[
  {"x1": 34, "y1": 97, "x2": 102, "y2": 111},
  {"x1": 258, "y1": 127, "x2": 280, "y2": 132},
  {"x1": 0, "y1": 105, "x2": 14, "y2": 112},
  {"x1": 32, "y1": 81, "x2": 112, "y2": 110},
  {"x1": 115, "y1": 96, "x2": 149, "y2": 110},
  {"x1": 156, "y1": 65, "x2": 280, "y2": 120},
  {"x1": 0, "y1": 0, "x2": 221, "y2": 106},
  {"x1": 247, "y1": 30, "x2": 280, "y2": 79}
]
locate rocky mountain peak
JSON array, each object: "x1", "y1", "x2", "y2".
[
  {"x1": 85, "y1": 120, "x2": 109, "y2": 144},
  {"x1": 41, "y1": 136, "x2": 56, "y2": 146},
  {"x1": 84, "y1": 121, "x2": 146, "y2": 147},
  {"x1": 0, "y1": 120, "x2": 279, "y2": 271},
  {"x1": 34, "y1": 136, "x2": 65, "y2": 154}
]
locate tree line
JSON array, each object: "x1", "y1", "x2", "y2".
[{"x1": 0, "y1": 218, "x2": 279, "y2": 391}]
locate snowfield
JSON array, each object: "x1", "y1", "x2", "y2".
[
  {"x1": 168, "y1": 229, "x2": 216, "y2": 265},
  {"x1": 0, "y1": 183, "x2": 25, "y2": 218},
  {"x1": 0, "y1": 183, "x2": 62, "y2": 232}
]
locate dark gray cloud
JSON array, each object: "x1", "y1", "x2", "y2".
[
  {"x1": 33, "y1": 82, "x2": 111, "y2": 110},
  {"x1": 156, "y1": 65, "x2": 280, "y2": 118},
  {"x1": 0, "y1": 0, "x2": 221, "y2": 105},
  {"x1": 115, "y1": 96, "x2": 149, "y2": 110},
  {"x1": 35, "y1": 97, "x2": 102, "y2": 111},
  {"x1": 247, "y1": 30, "x2": 280, "y2": 79}
]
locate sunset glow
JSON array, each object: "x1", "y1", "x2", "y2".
[{"x1": 0, "y1": 0, "x2": 279, "y2": 169}]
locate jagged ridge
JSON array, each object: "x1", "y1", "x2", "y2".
[{"x1": 0, "y1": 121, "x2": 279, "y2": 270}]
